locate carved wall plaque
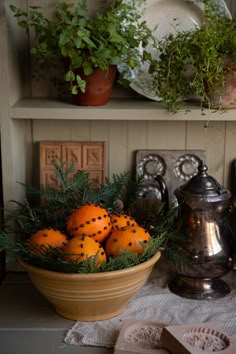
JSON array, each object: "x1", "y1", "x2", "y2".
[{"x1": 40, "y1": 141, "x2": 105, "y2": 188}]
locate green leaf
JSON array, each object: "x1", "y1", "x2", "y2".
[
  {"x1": 71, "y1": 56, "x2": 83, "y2": 68},
  {"x1": 82, "y1": 36, "x2": 96, "y2": 49},
  {"x1": 59, "y1": 32, "x2": 70, "y2": 46},
  {"x1": 61, "y1": 46, "x2": 69, "y2": 57},
  {"x1": 76, "y1": 75, "x2": 86, "y2": 92},
  {"x1": 111, "y1": 56, "x2": 120, "y2": 65},
  {"x1": 64, "y1": 70, "x2": 75, "y2": 82},
  {"x1": 39, "y1": 42, "x2": 48, "y2": 53},
  {"x1": 71, "y1": 85, "x2": 79, "y2": 95},
  {"x1": 9, "y1": 5, "x2": 17, "y2": 13},
  {"x1": 73, "y1": 37, "x2": 82, "y2": 48},
  {"x1": 109, "y1": 33, "x2": 123, "y2": 43},
  {"x1": 82, "y1": 62, "x2": 93, "y2": 76},
  {"x1": 78, "y1": 18, "x2": 87, "y2": 27},
  {"x1": 30, "y1": 48, "x2": 37, "y2": 55},
  {"x1": 127, "y1": 58, "x2": 137, "y2": 69},
  {"x1": 97, "y1": 48, "x2": 110, "y2": 59},
  {"x1": 17, "y1": 20, "x2": 28, "y2": 29},
  {"x1": 77, "y1": 30, "x2": 86, "y2": 37},
  {"x1": 107, "y1": 23, "x2": 116, "y2": 36},
  {"x1": 29, "y1": 6, "x2": 41, "y2": 10}
]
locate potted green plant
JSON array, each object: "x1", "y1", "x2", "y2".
[
  {"x1": 10, "y1": 0, "x2": 155, "y2": 106},
  {"x1": 150, "y1": 0, "x2": 236, "y2": 112}
]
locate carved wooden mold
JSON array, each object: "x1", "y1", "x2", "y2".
[
  {"x1": 40, "y1": 141, "x2": 105, "y2": 188},
  {"x1": 160, "y1": 322, "x2": 236, "y2": 354},
  {"x1": 114, "y1": 319, "x2": 169, "y2": 354}
]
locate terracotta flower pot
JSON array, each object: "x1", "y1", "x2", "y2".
[
  {"x1": 18, "y1": 251, "x2": 161, "y2": 321},
  {"x1": 74, "y1": 66, "x2": 117, "y2": 106},
  {"x1": 208, "y1": 57, "x2": 236, "y2": 109}
]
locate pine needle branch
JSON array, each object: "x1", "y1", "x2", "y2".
[
  {"x1": 0, "y1": 158, "x2": 188, "y2": 272},
  {"x1": 0, "y1": 229, "x2": 165, "y2": 274}
]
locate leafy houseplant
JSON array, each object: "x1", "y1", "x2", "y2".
[
  {"x1": 10, "y1": 0, "x2": 155, "y2": 106},
  {"x1": 151, "y1": 0, "x2": 236, "y2": 112}
]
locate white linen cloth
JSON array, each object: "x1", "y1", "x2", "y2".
[{"x1": 64, "y1": 269, "x2": 236, "y2": 348}]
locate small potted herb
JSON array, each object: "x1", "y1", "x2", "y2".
[
  {"x1": 151, "y1": 0, "x2": 236, "y2": 112},
  {"x1": 10, "y1": 0, "x2": 155, "y2": 106}
]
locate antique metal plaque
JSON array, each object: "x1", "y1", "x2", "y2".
[
  {"x1": 40, "y1": 141, "x2": 105, "y2": 188},
  {"x1": 136, "y1": 149, "x2": 206, "y2": 206}
]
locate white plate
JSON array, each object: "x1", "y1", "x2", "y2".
[{"x1": 120, "y1": 0, "x2": 231, "y2": 101}]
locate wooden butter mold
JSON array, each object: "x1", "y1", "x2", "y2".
[
  {"x1": 114, "y1": 319, "x2": 170, "y2": 354},
  {"x1": 39, "y1": 141, "x2": 105, "y2": 188},
  {"x1": 160, "y1": 322, "x2": 236, "y2": 354}
]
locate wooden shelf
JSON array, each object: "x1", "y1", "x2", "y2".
[{"x1": 10, "y1": 97, "x2": 236, "y2": 121}]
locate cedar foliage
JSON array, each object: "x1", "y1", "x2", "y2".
[{"x1": 0, "y1": 160, "x2": 189, "y2": 273}]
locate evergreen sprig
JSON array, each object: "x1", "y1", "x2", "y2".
[
  {"x1": 0, "y1": 159, "x2": 188, "y2": 273},
  {"x1": 0, "y1": 230, "x2": 164, "y2": 273}
]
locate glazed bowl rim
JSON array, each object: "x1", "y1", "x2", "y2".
[{"x1": 17, "y1": 251, "x2": 161, "y2": 280}]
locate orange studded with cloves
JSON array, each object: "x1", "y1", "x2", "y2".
[
  {"x1": 66, "y1": 203, "x2": 112, "y2": 243},
  {"x1": 105, "y1": 225, "x2": 150, "y2": 258},
  {"x1": 110, "y1": 213, "x2": 138, "y2": 230},
  {"x1": 63, "y1": 236, "x2": 106, "y2": 267},
  {"x1": 27, "y1": 228, "x2": 68, "y2": 255}
]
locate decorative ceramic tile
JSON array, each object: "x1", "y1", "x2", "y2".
[
  {"x1": 160, "y1": 322, "x2": 236, "y2": 354},
  {"x1": 40, "y1": 141, "x2": 105, "y2": 188},
  {"x1": 136, "y1": 149, "x2": 206, "y2": 207}
]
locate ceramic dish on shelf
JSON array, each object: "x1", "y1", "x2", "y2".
[{"x1": 119, "y1": 0, "x2": 231, "y2": 101}]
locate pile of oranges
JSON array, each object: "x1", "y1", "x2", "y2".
[{"x1": 27, "y1": 203, "x2": 151, "y2": 268}]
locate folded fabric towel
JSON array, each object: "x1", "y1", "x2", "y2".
[{"x1": 64, "y1": 268, "x2": 236, "y2": 348}]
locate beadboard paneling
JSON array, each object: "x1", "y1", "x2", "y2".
[
  {"x1": 146, "y1": 121, "x2": 186, "y2": 149},
  {"x1": 5, "y1": 0, "x2": 30, "y2": 105},
  {"x1": 186, "y1": 121, "x2": 226, "y2": 183},
  {"x1": 108, "y1": 121, "x2": 129, "y2": 176},
  {"x1": 30, "y1": 119, "x2": 236, "y2": 189},
  {"x1": 224, "y1": 122, "x2": 236, "y2": 188}
]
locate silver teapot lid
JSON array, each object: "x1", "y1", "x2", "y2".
[{"x1": 176, "y1": 160, "x2": 231, "y2": 202}]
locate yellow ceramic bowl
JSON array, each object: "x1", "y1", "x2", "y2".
[{"x1": 18, "y1": 251, "x2": 161, "y2": 321}]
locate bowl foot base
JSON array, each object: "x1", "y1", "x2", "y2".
[{"x1": 55, "y1": 305, "x2": 127, "y2": 321}]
